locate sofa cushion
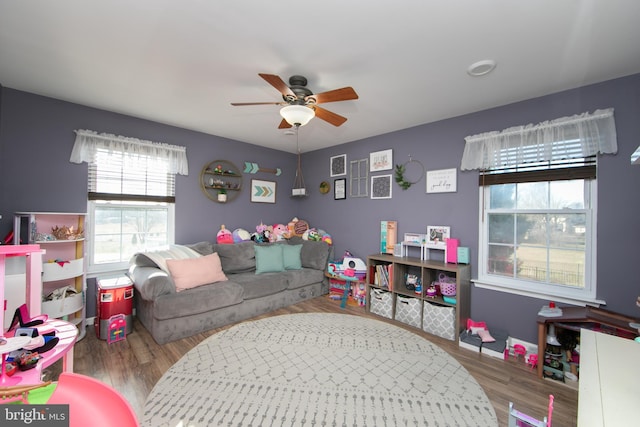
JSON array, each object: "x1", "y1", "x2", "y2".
[
  {"x1": 282, "y1": 244, "x2": 303, "y2": 270},
  {"x1": 213, "y1": 241, "x2": 256, "y2": 273},
  {"x1": 166, "y1": 253, "x2": 228, "y2": 292},
  {"x1": 254, "y1": 244, "x2": 285, "y2": 274},
  {"x1": 288, "y1": 238, "x2": 331, "y2": 270},
  {"x1": 128, "y1": 265, "x2": 176, "y2": 300},
  {"x1": 283, "y1": 268, "x2": 325, "y2": 289},
  {"x1": 186, "y1": 241, "x2": 214, "y2": 256},
  {"x1": 153, "y1": 280, "x2": 244, "y2": 320},
  {"x1": 231, "y1": 272, "x2": 287, "y2": 300}
]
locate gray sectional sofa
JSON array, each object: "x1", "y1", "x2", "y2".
[{"x1": 128, "y1": 238, "x2": 332, "y2": 344}]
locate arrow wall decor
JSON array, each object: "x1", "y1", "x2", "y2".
[{"x1": 244, "y1": 161, "x2": 282, "y2": 176}]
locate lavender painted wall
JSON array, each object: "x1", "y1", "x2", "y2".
[
  {"x1": 0, "y1": 88, "x2": 300, "y2": 244},
  {"x1": 299, "y1": 73, "x2": 640, "y2": 342},
  {"x1": 2, "y1": 74, "x2": 639, "y2": 342}
]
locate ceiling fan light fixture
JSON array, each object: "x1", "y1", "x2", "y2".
[{"x1": 280, "y1": 105, "x2": 315, "y2": 127}]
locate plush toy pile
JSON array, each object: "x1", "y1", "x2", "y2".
[{"x1": 216, "y1": 217, "x2": 332, "y2": 245}]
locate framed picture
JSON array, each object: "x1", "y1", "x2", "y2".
[
  {"x1": 250, "y1": 179, "x2": 276, "y2": 203},
  {"x1": 426, "y1": 226, "x2": 450, "y2": 249},
  {"x1": 334, "y1": 178, "x2": 346, "y2": 200},
  {"x1": 370, "y1": 149, "x2": 393, "y2": 172},
  {"x1": 349, "y1": 158, "x2": 368, "y2": 198},
  {"x1": 330, "y1": 154, "x2": 347, "y2": 177},
  {"x1": 371, "y1": 174, "x2": 392, "y2": 199},
  {"x1": 426, "y1": 168, "x2": 457, "y2": 193}
]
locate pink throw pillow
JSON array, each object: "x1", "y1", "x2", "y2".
[{"x1": 166, "y1": 253, "x2": 228, "y2": 292}]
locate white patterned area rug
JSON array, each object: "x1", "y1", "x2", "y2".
[{"x1": 143, "y1": 313, "x2": 498, "y2": 426}]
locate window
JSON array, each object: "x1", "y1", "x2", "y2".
[
  {"x1": 70, "y1": 130, "x2": 188, "y2": 274},
  {"x1": 461, "y1": 109, "x2": 617, "y2": 304},
  {"x1": 479, "y1": 162, "x2": 596, "y2": 303}
]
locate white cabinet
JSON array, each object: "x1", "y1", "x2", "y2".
[{"x1": 14, "y1": 212, "x2": 87, "y2": 340}]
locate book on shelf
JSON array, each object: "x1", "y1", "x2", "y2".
[{"x1": 374, "y1": 264, "x2": 393, "y2": 290}]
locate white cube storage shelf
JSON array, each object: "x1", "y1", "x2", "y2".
[{"x1": 366, "y1": 254, "x2": 470, "y2": 343}]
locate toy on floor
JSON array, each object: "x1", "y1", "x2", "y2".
[
  {"x1": 108, "y1": 314, "x2": 126, "y2": 344},
  {"x1": 508, "y1": 394, "x2": 554, "y2": 427}
]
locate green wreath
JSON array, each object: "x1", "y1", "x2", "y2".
[{"x1": 394, "y1": 157, "x2": 425, "y2": 190}]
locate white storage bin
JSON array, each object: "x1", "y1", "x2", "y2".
[
  {"x1": 42, "y1": 258, "x2": 84, "y2": 282},
  {"x1": 423, "y1": 301, "x2": 455, "y2": 340},
  {"x1": 42, "y1": 291, "x2": 83, "y2": 318},
  {"x1": 394, "y1": 295, "x2": 422, "y2": 328},
  {"x1": 369, "y1": 288, "x2": 393, "y2": 319}
]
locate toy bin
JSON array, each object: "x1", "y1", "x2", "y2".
[
  {"x1": 95, "y1": 276, "x2": 133, "y2": 340},
  {"x1": 423, "y1": 301, "x2": 455, "y2": 341},
  {"x1": 369, "y1": 288, "x2": 393, "y2": 319},
  {"x1": 394, "y1": 295, "x2": 422, "y2": 328}
]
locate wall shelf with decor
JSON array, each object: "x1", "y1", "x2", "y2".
[
  {"x1": 366, "y1": 254, "x2": 470, "y2": 342},
  {"x1": 200, "y1": 160, "x2": 243, "y2": 203},
  {"x1": 13, "y1": 212, "x2": 87, "y2": 340}
]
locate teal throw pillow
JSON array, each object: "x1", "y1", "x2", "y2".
[
  {"x1": 282, "y1": 244, "x2": 303, "y2": 270},
  {"x1": 254, "y1": 245, "x2": 285, "y2": 274}
]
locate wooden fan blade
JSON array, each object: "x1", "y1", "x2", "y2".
[
  {"x1": 307, "y1": 87, "x2": 358, "y2": 104},
  {"x1": 313, "y1": 106, "x2": 347, "y2": 127},
  {"x1": 230, "y1": 102, "x2": 286, "y2": 106},
  {"x1": 278, "y1": 118, "x2": 293, "y2": 129},
  {"x1": 259, "y1": 73, "x2": 296, "y2": 98}
]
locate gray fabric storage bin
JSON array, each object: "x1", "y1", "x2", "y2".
[
  {"x1": 369, "y1": 288, "x2": 393, "y2": 319},
  {"x1": 423, "y1": 301, "x2": 455, "y2": 340},
  {"x1": 394, "y1": 295, "x2": 421, "y2": 328}
]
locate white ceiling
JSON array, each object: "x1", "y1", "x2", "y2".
[{"x1": 1, "y1": 1, "x2": 639, "y2": 153}]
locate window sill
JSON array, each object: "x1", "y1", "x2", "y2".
[{"x1": 472, "y1": 279, "x2": 606, "y2": 307}]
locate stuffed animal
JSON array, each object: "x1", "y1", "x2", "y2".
[
  {"x1": 303, "y1": 228, "x2": 321, "y2": 241},
  {"x1": 271, "y1": 223, "x2": 287, "y2": 241},
  {"x1": 232, "y1": 228, "x2": 251, "y2": 243},
  {"x1": 251, "y1": 222, "x2": 270, "y2": 243},
  {"x1": 216, "y1": 225, "x2": 234, "y2": 244}
]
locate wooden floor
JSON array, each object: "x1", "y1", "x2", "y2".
[{"x1": 58, "y1": 296, "x2": 578, "y2": 426}]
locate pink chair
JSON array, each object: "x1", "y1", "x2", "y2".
[{"x1": 48, "y1": 372, "x2": 138, "y2": 427}]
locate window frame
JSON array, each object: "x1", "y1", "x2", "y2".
[
  {"x1": 474, "y1": 179, "x2": 602, "y2": 306},
  {"x1": 86, "y1": 200, "x2": 175, "y2": 275}
]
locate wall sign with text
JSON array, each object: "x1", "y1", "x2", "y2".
[{"x1": 426, "y1": 168, "x2": 457, "y2": 193}]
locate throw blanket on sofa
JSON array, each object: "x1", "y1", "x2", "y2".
[{"x1": 130, "y1": 245, "x2": 200, "y2": 273}]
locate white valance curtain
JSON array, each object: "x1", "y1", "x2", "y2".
[
  {"x1": 460, "y1": 108, "x2": 617, "y2": 171},
  {"x1": 69, "y1": 129, "x2": 189, "y2": 175}
]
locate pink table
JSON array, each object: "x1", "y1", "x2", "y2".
[{"x1": 1, "y1": 318, "x2": 78, "y2": 386}]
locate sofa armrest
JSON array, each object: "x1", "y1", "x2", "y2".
[{"x1": 128, "y1": 264, "x2": 176, "y2": 301}]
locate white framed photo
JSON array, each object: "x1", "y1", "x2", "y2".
[
  {"x1": 371, "y1": 174, "x2": 392, "y2": 199},
  {"x1": 370, "y1": 149, "x2": 393, "y2": 172},
  {"x1": 330, "y1": 154, "x2": 347, "y2": 177},
  {"x1": 426, "y1": 226, "x2": 450, "y2": 249}
]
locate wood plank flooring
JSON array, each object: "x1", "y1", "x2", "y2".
[{"x1": 55, "y1": 296, "x2": 578, "y2": 426}]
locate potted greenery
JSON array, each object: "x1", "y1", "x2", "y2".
[{"x1": 217, "y1": 188, "x2": 227, "y2": 203}]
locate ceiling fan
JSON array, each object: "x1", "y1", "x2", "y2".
[{"x1": 231, "y1": 73, "x2": 358, "y2": 128}]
